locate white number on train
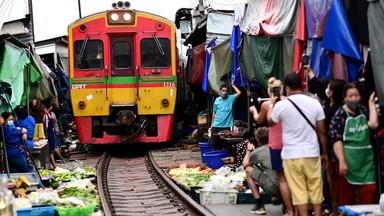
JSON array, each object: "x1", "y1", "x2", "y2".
[{"x1": 163, "y1": 82, "x2": 176, "y2": 87}]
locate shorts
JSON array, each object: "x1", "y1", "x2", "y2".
[
  {"x1": 269, "y1": 149, "x2": 283, "y2": 170},
  {"x1": 283, "y1": 157, "x2": 324, "y2": 205}
]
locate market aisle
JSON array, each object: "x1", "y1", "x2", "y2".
[{"x1": 151, "y1": 147, "x2": 283, "y2": 216}]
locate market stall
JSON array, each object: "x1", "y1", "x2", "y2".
[{"x1": 0, "y1": 166, "x2": 98, "y2": 216}]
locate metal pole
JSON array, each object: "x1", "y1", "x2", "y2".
[
  {"x1": 27, "y1": 50, "x2": 31, "y2": 115},
  {"x1": 377, "y1": 136, "x2": 382, "y2": 193},
  {"x1": 247, "y1": 81, "x2": 251, "y2": 130},
  {"x1": 78, "y1": 0, "x2": 82, "y2": 18}
]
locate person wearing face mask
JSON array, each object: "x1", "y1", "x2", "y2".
[
  {"x1": 210, "y1": 79, "x2": 241, "y2": 150},
  {"x1": 304, "y1": 65, "x2": 346, "y2": 215},
  {"x1": 328, "y1": 83, "x2": 379, "y2": 205},
  {"x1": 1, "y1": 112, "x2": 30, "y2": 172}
]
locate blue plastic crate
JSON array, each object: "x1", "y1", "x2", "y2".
[{"x1": 17, "y1": 206, "x2": 56, "y2": 216}]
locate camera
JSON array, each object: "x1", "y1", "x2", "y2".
[
  {"x1": 272, "y1": 87, "x2": 280, "y2": 101},
  {"x1": 302, "y1": 54, "x2": 310, "y2": 66}
]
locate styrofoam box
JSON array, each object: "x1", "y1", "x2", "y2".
[{"x1": 199, "y1": 189, "x2": 238, "y2": 205}]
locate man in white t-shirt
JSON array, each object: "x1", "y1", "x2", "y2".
[{"x1": 267, "y1": 73, "x2": 329, "y2": 216}]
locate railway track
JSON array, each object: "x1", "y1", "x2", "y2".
[{"x1": 97, "y1": 151, "x2": 213, "y2": 216}]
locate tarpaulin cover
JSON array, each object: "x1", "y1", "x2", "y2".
[
  {"x1": 293, "y1": 0, "x2": 306, "y2": 73},
  {"x1": 238, "y1": 34, "x2": 284, "y2": 90},
  {"x1": 368, "y1": 0, "x2": 384, "y2": 103},
  {"x1": 208, "y1": 38, "x2": 233, "y2": 96},
  {"x1": 191, "y1": 43, "x2": 206, "y2": 85},
  {"x1": 305, "y1": 0, "x2": 330, "y2": 39},
  {"x1": 29, "y1": 48, "x2": 57, "y2": 103},
  {"x1": 240, "y1": 0, "x2": 299, "y2": 36},
  {"x1": 322, "y1": 0, "x2": 363, "y2": 82},
  {"x1": 202, "y1": 40, "x2": 216, "y2": 94},
  {"x1": 230, "y1": 25, "x2": 247, "y2": 87},
  {"x1": 283, "y1": 36, "x2": 295, "y2": 76},
  {"x1": 310, "y1": 39, "x2": 331, "y2": 79},
  {"x1": 0, "y1": 41, "x2": 30, "y2": 110}
]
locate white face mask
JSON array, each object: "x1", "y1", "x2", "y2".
[{"x1": 325, "y1": 88, "x2": 331, "y2": 98}]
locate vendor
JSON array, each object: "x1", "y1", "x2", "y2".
[
  {"x1": 16, "y1": 106, "x2": 35, "y2": 149},
  {"x1": 2, "y1": 112, "x2": 30, "y2": 173},
  {"x1": 40, "y1": 102, "x2": 57, "y2": 169},
  {"x1": 210, "y1": 79, "x2": 241, "y2": 150}
]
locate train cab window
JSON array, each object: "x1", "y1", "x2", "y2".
[
  {"x1": 74, "y1": 40, "x2": 104, "y2": 70},
  {"x1": 140, "y1": 38, "x2": 171, "y2": 68},
  {"x1": 113, "y1": 42, "x2": 132, "y2": 69}
]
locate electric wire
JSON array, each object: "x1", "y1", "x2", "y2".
[{"x1": 5, "y1": 0, "x2": 14, "y2": 21}]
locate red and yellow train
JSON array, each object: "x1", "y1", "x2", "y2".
[{"x1": 68, "y1": 3, "x2": 177, "y2": 144}]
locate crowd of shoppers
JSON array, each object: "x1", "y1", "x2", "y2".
[{"x1": 221, "y1": 69, "x2": 380, "y2": 215}]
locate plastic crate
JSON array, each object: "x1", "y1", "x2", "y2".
[
  {"x1": 199, "y1": 189, "x2": 238, "y2": 205},
  {"x1": 56, "y1": 204, "x2": 96, "y2": 216},
  {"x1": 236, "y1": 191, "x2": 272, "y2": 204},
  {"x1": 17, "y1": 206, "x2": 56, "y2": 216}
]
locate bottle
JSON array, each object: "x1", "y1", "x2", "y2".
[{"x1": 0, "y1": 173, "x2": 16, "y2": 216}]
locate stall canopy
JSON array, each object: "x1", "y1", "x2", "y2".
[
  {"x1": 207, "y1": 38, "x2": 233, "y2": 96},
  {"x1": 368, "y1": 0, "x2": 384, "y2": 103},
  {"x1": 0, "y1": 37, "x2": 57, "y2": 112},
  {"x1": 240, "y1": 0, "x2": 299, "y2": 36},
  {"x1": 321, "y1": 0, "x2": 364, "y2": 82},
  {"x1": 238, "y1": 34, "x2": 284, "y2": 90}
]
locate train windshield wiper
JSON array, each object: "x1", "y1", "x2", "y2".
[
  {"x1": 152, "y1": 34, "x2": 164, "y2": 55},
  {"x1": 79, "y1": 35, "x2": 89, "y2": 57}
]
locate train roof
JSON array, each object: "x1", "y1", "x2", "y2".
[{"x1": 68, "y1": 9, "x2": 175, "y2": 30}]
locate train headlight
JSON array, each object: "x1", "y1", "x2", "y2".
[
  {"x1": 78, "y1": 101, "x2": 87, "y2": 109},
  {"x1": 111, "y1": 13, "x2": 119, "y2": 21},
  {"x1": 161, "y1": 98, "x2": 169, "y2": 107},
  {"x1": 123, "y1": 13, "x2": 131, "y2": 21},
  {"x1": 107, "y1": 10, "x2": 135, "y2": 25}
]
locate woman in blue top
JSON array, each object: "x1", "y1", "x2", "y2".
[
  {"x1": 16, "y1": 106, "x2": 36, "y2": 149},
  {"x1": 2, "y1": 112, "x2": 32, "y2": 173}
]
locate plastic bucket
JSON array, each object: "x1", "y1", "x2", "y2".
[
  {"x1": 199, "y1": 142, "x2": 211, "y2": 163},
  {"x1": 203, "y1": 150, "x2": 230, "y2": 169}
]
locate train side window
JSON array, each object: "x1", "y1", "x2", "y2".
[
  {"x1": 140, "y1": 38, "x2": 171, "y2": 68},
  {"x1": 113, "y1": 42, "x2": 132, "y2": 69},
  {"x1": 74, "y1": 40, "x2": 104, "y2": 70}
]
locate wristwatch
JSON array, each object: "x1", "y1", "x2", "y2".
[{"x1": 247, "y1": 149, "x2": 253, "y2": 152}]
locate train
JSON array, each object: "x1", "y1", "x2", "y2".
[{"x1": 68, "y1": 2, "x2": 178, "y2": 144}]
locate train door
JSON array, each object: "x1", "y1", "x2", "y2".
[{"x1": 110, "y1": 36, "x2": 134, "y2": 77}]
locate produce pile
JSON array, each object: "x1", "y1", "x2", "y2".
[
  {"x1": 39, "y1": 166, "x2": 96, "y2": 183},
  {"x1": 27, "y1": 179, "x2": 99, "y2": 209},
  {"x1": 12, "y1": 166, "x2": 99, "y2": 215},
  {"x1": 168, "y1": 164, "x2": 248, "y2": 192},
  {"x1": 167, "y1": 164, "x2": 214, "y2": 190}
]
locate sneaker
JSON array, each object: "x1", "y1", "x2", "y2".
[{"x1": 250, "y1": 204, "x2": 266, "y2": 215}]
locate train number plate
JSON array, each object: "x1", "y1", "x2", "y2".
[
  {"x1": 163, "y1": 82, "x2": 176, "y2": 87},
  {"x1": 72, "y1": 84, "x2": 87, "y2": 89}
]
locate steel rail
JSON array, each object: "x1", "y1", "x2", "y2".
[
  {"x1": 97, "y1": 152, "x2": 113, "y2": 216},
  {"x1": 147, "y1": 150, "x2": 214, "y2": 216}
]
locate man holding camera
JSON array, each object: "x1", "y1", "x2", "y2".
[
  {"x1": 267, "y1": 73, "x2": 329, "y2": 216},
  {"x1": 210, "y1": 79, "x2": 241, "y2": 150}
]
